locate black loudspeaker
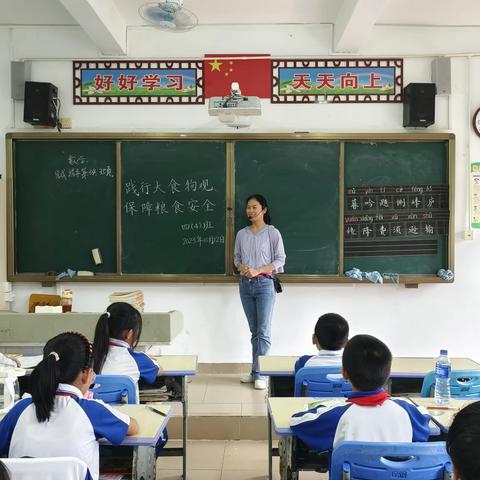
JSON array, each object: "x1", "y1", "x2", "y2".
[
  {"x1": 403, "y1": 83, "x2": 436, "y2": 127},
  {"x1": 23, "y1": 81, "x2": 58, "y2": 127}
]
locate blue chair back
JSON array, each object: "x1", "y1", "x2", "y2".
[
  {"x1": 294, "y1": 366, "x2": 352, "y2": 397},
  {"x1": 421, "y1": 369, "x2": 480, "y2": 398},
  {"x1": 91, "y1": 374, "x2": 137, "y2": 404},
  {"x1": 330, "y1": 441, "x2": 452, "y2": 480}
]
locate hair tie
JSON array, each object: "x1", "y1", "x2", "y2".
[
  {"x1": 49, "y1": 351, "x2": 60, "y2": 362},
  {"x1": 103, "y1": 311, "x2": 111, "y2": 318}
]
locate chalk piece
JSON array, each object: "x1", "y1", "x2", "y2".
[
  {"x1": 91, "y1": 248, "x2": 103, "y2": 265},
  {"x1": 77, "y1": 270, "x2": 94, "y2": 276}
]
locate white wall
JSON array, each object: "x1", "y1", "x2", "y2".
[{"x1": 2, "y1": 24, "x2": 480, "y2": 363}]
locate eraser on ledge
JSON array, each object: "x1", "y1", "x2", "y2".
[
  {"x1": 91, "y1": 248, "x2": 103, "y2": 265},
  {"x1": 77, "y1": 271, "x2": 94, "y2": 276}
]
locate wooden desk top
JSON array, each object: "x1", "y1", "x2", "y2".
[
  {"x1": 152, "y1": 355, "x2": 198, "y2": 375},
  {"x1": 101, "y1": 403, "x2": 171, "y2": 446},
  {"x1": 0, "y1": 403, "x2": 171, "y2": 447},
  {"x1": 410, "y1": 397, "x2": 477, "y2": 433},
  {"x1": 267, "y1": 397, "x2": 344, "y2": 435},
  {"x1": 259, "y1": 355, "x2": 480, "y2": 378},
  {"x1": 268, "y1": 397, "x2": 440, "y2": 436}
]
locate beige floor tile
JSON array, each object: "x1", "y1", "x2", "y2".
[
  {"x1": 204, "y1": 384, "x2": 250, "y2": 404},
  {"x1": 239, "y1": 387, "x2": 268, "y2": 404},
  {"x1": 220, "y1": 471, "x2": 268, "y2": 480},
  {"x1": 241, "y1": 403, "x2": 267, "y2": 416},
  {"x1": 156, "y1": 469, "x2": 222, "y2": 480},
  {"x1": 189, "y1": 403, "x2": 242, "y2": 416},
  {"x1": 223, "y1": 441, "x2": 269, "y2": 470},
  {"x1": 239, "y1": 417, "x2": 268, "y2": 440},
  {"x1": 157, "y1": 440, "x2": 226, "y2": 470},
  {"x1": 189, "y1": 416, "x2": 241, "y2": 440},
  {"x1": 188, "y1": 379, "x2": 209, "y2": 403}
]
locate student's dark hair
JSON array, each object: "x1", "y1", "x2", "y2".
[
  {"x1": 246, "y1": 194, "x2": 271, "y2": 224},
  {"x1": 30, "y1": 331, "x2": 93, "y2": 423},
  {"x1": 342, "y1": 334, "x2": 392, "y2": 391},
  {"x1": 0, "y1": 461, "x2": 10, "y2": 480},
  {"x1": 447, "y1": 401, "x2": 480, "y2": 480},
  {"x1": 314, "y1": 313, "x2": 349, "y2": 351},
  {"x1": 93, "y1": 302, "x2": 143, "y2": 374}
]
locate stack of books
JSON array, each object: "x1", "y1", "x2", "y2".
[{"x1": 108, "y1": 290, "x2": 144, "y2": 313}]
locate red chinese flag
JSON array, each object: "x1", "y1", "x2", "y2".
[{"x1": 204, "y1": 54, "x2": 271, "y2": 98}]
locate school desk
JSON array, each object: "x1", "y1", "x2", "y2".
[
  {"x1": 259, "y1": 355, "x2": 480, "y2": 396},
  {"x1": 410, "y1": 397, "x2": 478, "y2": 433},
  {"x1": 267, "y1": 397, "x2": 440, "y2": 480},
  {"x1": 0, "y1": 403, "x2": 170, "y2": 480},
  {"x1": 139, "y1": 354, "x2": 198, "y2": 480}
]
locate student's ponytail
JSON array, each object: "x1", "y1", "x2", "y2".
[
  {"x1": 31, "y1": 332, "x2": 93, "y2": 423},
  {"x1": 93, "y1": 311, "x2": 111, "y2": 374},
  {"x1": 30, "y1": 352, "x2": 60, "y2": 422},
  {"x1": 92, "y1": 303, "x2": 143, "y2": 374}
]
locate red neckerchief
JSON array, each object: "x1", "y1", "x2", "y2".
[
  {"x1": 56, "y1": 392, "x2": 78, "y2": 398},
  {"x1": 346, "y1": 390, "x2": 390, "y2": 406}
]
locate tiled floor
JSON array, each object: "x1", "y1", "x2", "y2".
[
  {"x1": 156, "y1": 440, "x2": 328, "y2": 480},
  {"x1": 165, "y1": 374, "x2": 269, "y2": 439},
  {"x1": 157, "y1": 375, "x2": 328, "y2": 478}
]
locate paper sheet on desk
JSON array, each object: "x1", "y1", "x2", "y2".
[{"x1": 19, "y1": 355, "x2": 43, "y2": 369}]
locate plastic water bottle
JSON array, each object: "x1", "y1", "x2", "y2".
[{"x1": 434, "y1": 349, "x2": 451, "y2": 405}]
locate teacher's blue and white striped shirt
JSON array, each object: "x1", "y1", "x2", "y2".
[{"x1": 234, "y1": 225, "x2": 286, "y2": 273}]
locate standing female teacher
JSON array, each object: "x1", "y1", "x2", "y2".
[{"x1": 234, "y1": 194, "x2": 286, "y2": 390}]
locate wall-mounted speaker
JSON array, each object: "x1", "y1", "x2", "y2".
[
  {"x1": 403, "y1": 83, "x2": 436, "y2": 128},
  {"x1": 23, "y1": 81, "x2": 58, "y2": 127}
]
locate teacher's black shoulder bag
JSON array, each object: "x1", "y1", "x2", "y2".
[{"x1": 268, "y1": 226, "x2": 283, "y2": 293}]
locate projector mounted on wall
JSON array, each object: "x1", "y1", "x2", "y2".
[{"x1": 208, "y1": 82, "x2": 261, "y2": 128}]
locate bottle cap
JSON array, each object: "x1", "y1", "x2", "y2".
[{"x1": 440, "y1": 349, "x2": 448, "y2": 355}]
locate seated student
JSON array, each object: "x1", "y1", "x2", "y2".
[
  {"x1": 447, "y1": 400, "x2": 480, "y2": 480},
  {"x1": 92, "y1": 302, "x2": 163, "y2": 390},
  {"x1": 289, "y1": 334, "x2": 430, "y2": 452},
  {"x1": 295, "y1": 313, "x2": 349, "y2": 373},
  {"x1": 92, "y1": 302, "x2": 167, "y2": 454},
  {"x1": 0, "y1": 332, "x2": 138, "y2": 480}
]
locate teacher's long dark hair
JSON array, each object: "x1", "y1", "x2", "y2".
[
  {"x1": 246, "y1": 194, "x2": 271, "y2": 224},
  {"x1": 30, "y1": 332, "x2": 93, "y2": 422}
]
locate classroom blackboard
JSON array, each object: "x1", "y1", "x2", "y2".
[
  {"x1": 7, "y1": 133, "x2": 454, "y2": 283},
  {"x1": 234, "y1": 141, "x2": 340, "y2": 275},
  {"x1": 344, "y1": 141, "x2": 450, "y2": 275},
  {"x1": 13, "y1": 141, "x2": 117, "y2": 274},
  {"x1": 121, "y1": 141, "x2": 226, "y2": 274}
]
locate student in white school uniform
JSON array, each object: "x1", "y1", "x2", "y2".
[
  {"x1": 294, "y1": 313, "x2": 349, "y2": 374},
  {"x1": 92, "y1": 302, "x2": 167, "y2": 453},
  {"x1": 0, "y1": 332, "x2": 138, "y2": 480},
  {"x1": 92, "y1": 302, "x2": 162, "y2": 389}
]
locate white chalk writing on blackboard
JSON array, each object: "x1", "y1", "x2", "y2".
[{"x1": 124, "y1": 178, "x2": 216, "y2": 196}]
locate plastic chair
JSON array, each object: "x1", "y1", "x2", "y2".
[
  {"x1": 2, "y1": 457, "x2": 92, "y2": 480},
  {"x1": 91, "y1": 374, "x2": 137, "y2": 404},
  {"x1": 330, "y1": 441, "x2": 453, "y2": 480},
  {"x1": 294, "y1": 366, "x2": 352, "y2": 397},
  {"x1": 421, "y1": 369, "x2": 480, "y2": 398}
]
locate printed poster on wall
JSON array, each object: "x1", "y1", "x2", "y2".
[
  {"x1": 73, "y1": 60, "x2": 204, "y2": 104},
  {"x1": 271, "y1": 58, "x2": 403, "y2": 103}
]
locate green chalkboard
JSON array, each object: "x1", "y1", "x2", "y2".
[
  {"x1": 121, "y1": 141, "x2": 227, "y2": 274},
  {"x1": 14, "y1": 141, "x2": 116, "y2": 273},
  {"x1": 344, "y1": 141, "x2": 449, "y2": 274},
  {"x1": 8, "y1": 134, "x2": 453, "y2": 283},
  {"x1": 234, "y1": 141, "x2": 340, "y2": 275}
]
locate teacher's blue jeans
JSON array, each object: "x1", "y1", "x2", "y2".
[{"x1": 239, "y1": 276, "x2": 275, "y2": 381}]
